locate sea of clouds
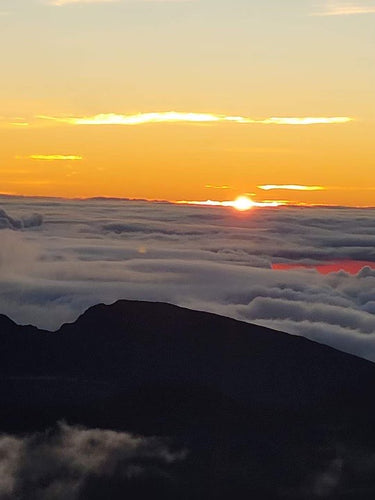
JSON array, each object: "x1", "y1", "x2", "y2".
[{"x1": 1, "y1": 195, "x2": 375, "y2": 361}]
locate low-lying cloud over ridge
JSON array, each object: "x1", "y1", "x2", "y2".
[
  {"x1": 0, "y1": 422, "x2": 184, "y2": 500},
  {"x1": 1, "y1": 197, "x2": 375, "y2": 361}
]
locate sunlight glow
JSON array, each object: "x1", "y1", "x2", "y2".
[
  {"x1": 176, "y1": 196, "x2": 283, "y2": 210},
  {"x1": 232, "y1": 196, "x2": 254, "y2": 211},
  {"x1": 38, "y1": 112, "x2": 353, "y2": 127}
]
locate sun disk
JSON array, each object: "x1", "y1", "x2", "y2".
[{"x1": 232, "y1": 196, "x2": 254, "y2": 211}]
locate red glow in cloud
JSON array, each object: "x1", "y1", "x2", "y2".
[{"x1": 272, "y1": 260, "x2": 375, "y2": 275}]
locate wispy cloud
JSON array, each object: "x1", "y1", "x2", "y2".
[
  {"x1": 38, "y1": 112, "x2": 353, "y2": 126},
  {"x1": 9, "y1": 122, "x2": 30, "y2": 127},
  {"x1": 47, "y1": 0, "x2": 119, "y2": 5},
  {"x1": 16, "y1": 155, "x2": 83, "y2": 161},
  {"x1": 258, "y1": 185, "x2": 325, "y2": 191},
  {"x1": 47, "y1": 0, "x2": 192, "y2": 5},
  {"x1": 313, "y1": 2, "x2": 375, "y2": 16},
  {"x1": 205, "y1": 185, "x2": 232, "y2": 190},
  {"x1": 259, "y1": 185, "x2": 375, "y2": 192},
  {"x1": 0, "y1": 117, "x2": 29, "y2": 128}
]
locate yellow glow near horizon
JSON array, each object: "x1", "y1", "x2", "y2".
[
  {"x1": 176, "y1": 196, "x2": 283, "y2": 209},
  {"x1": 1, "y1": 0, "x2": 374, "y2": 207},
  {"x1": 37, "y1": 112, "x2": 354, "y2": 127}
]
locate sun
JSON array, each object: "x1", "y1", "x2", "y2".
[{"x1": 232, "y1": 195, "x2": 254, "y2": 211}]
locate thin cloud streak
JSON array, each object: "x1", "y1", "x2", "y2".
[
  {"x1": 48, "y1": 0, "x2": 193, "y2": 5},
  {"x1": 48, "y1": 0, "x2": 119, "y2": 5},
  {"x1": 312, "y1": 3, "x2": 375, "y2": 16},
  {"x1": 205, "y1": 185, "x2": 232, "y2": 190},
  {"x1": 9, "y1": 122, "x2": 29, "y2": 127},
  {"x1": 258, "y1": 185, "x2": 325, "y2": 191},
  {"x1": 38, "y1": 112, "x2": 353, "y2": 126},
  {"x1": 16, "y1": 155, "x2": 83, "y2": 161}
]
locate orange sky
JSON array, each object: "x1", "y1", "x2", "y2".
[{"x1": 1, "y1": 0, "x2": 374, "y2": 206}]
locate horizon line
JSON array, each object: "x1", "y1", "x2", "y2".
[{"x1": 1, "y1": 192, "x2": 375, "y2": 209}]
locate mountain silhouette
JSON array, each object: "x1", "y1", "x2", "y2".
[{"x1": 1, "y1": 300, "x2": 375, "y2": 499}]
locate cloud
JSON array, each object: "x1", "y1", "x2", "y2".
[
  {"x1": 176, "y1": 197, "x2": 282, "y2": 209},
  {"x1": 16, "y1": 155, "x2": 83, "y2": 161},
  {"x1": 47, "y1": 0, "x2": 194, "y2": 5},
  {"x1": 260, "y1": 117, "x2": 352, "y2": 125},
  {"x1": 1, "y1": 199, "x2": 375, "y2": 362},
  {"x1": 244, "y1": 296, "x2": 375, "y2": 333},
  {"x1": 0, "y1": 117, "x2": 29, "y2": 128},
  {"x1": 37, "y1": 112, "x2": 353, "y2": 126},
  {"x1": 258, "y1": 185, "x2": 325, "y2": 191},
  {"x1": 9, "y1": 122, "x2": 29, "y2": 127},
  {"x1": 0, "y1": 208, "x2": 43, "y2": 230},
  {"x1": 47, "y1": 0, "x2": 119, "y2": 5},
  {"x1": 0, "y1": 422, "x2": 185, "y2": 500},
  {"x1": 1, "y1": 421, "x2": 373, "y2": 499},
  {"x1": 205, "y1": 185, "x2": 232, "y2": 190},
  {"x1": 313, "y1": 2, "x2": 375, "y2": 16}
]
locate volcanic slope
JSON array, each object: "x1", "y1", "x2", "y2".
[{"x1": 1, "y1": 300, "x2": 375, "y2": 499}]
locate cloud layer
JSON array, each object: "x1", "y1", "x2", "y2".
[
  {"x1": 0, "y1": 208, "x2": 43, "y2": 230},
  {"x1": 1, "y1": 198, "x2": 375, "y2": 362},
  {"x1": 0, "y1": 422, "x2": 184, "y2": 500}
]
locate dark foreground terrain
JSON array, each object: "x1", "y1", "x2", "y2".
[{"x1": 1, "y1": 300, "x2": 375, "y2": 499}]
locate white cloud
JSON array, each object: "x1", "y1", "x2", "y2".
[
  {"x1": 38, "y1": 112, "x2": 353, "y2": 126},
  {"x1": 1, "y1": 198, "x2": 375, "y2": 361}
]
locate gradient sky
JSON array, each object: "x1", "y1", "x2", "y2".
[{"x1": 1, "y1": 0, "x2": 374, "y2": 205}]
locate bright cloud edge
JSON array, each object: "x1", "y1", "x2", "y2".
[{"x1": 37, "y1": 112, "x2": 354, "y2": 126}]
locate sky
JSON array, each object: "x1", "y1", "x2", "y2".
[
  {"x1": 1, "y1": 0, "x2": 374, "y2": 206},
  {"x1": 2, "y1": 197, "x2": 375, "y2": 362}
]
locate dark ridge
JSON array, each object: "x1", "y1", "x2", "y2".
[{"x1": 1, "y1": 300, "x2": 375, "y2": 498}]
